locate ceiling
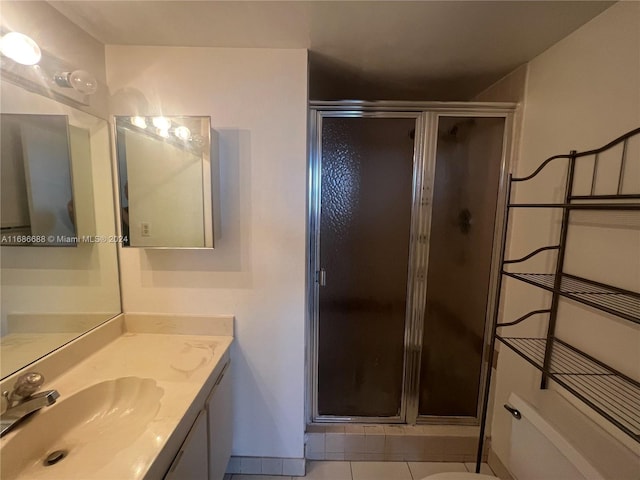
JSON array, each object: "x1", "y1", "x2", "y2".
[{"x1": 49, "y1": 1, "x2": 614, "y2": 101}]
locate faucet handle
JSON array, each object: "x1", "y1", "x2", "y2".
[{"x1": 8, "y1": 372, "x2": 44, "y2": 403}]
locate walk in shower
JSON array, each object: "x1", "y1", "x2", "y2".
[{"x1": 308, "y1": 102, "x2": 514, "y2": 425}]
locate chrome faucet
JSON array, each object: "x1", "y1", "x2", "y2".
[{"x1": 1, "y1": 372, "x2": 59, "y2": 437}]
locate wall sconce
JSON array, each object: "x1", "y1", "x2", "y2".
[{"x1": 0, "y1": 29, "x2": 98, "y2": 107}]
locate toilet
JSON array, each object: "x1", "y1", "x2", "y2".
[{"x1": 421, "y1": 390, "x2": 639, "y2": 480}]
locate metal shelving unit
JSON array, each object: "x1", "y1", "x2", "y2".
[{"x1": 475, "y1": 127, "x2": 640, "y2": 472}]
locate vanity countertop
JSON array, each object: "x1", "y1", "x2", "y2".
[{"x1": 0, "y1": 313, "x2": 234, "y2": 480}]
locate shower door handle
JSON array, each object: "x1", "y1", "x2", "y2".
[{"x1": 318, "y1": 268, "x2": 327, "y2": 287}]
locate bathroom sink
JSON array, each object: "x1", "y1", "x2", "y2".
[{"x1": 0, "y1": 377, "x2": 164, "y2": 479}]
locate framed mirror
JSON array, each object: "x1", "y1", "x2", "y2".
[
  {"x1": 115, "y1": 115, "x2": 216, "y2": 248},
  {"x1": 0, "y1": 82, "x2": 122, "y2": 379}
]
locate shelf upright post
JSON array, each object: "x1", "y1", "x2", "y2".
[
  {"x1": 541, "y1": 150, "x2": 577, "y2": 388},
  {"x1": 475, "y1": 174, "x2": 513, "y2": 473}
]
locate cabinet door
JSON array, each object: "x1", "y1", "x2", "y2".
[
  {"x1": 165, "y1": 410, "x2": 209, "y2": 480},
  {"x1": 206, "y1": 362, "x2": 232, "y2": 480}
]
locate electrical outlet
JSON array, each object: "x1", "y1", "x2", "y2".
[{"x1": 141, "y1": 222, "x2": 151, "y2": 237}]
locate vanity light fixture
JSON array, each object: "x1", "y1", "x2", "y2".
[
  {"x1": 0, "y1": 33, "x2": 96, "y2": 107},
  {"x1": 53, "y1": 70, "x2": 98, "y2": 95},
  {"x1": 0, "y1": 32, "x2": 41, "y2": 66},
  {"x1": 125, "y1": 116, "x2": 199, "y2": 144}
]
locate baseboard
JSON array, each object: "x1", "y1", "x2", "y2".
[{"x1": 226, "y1": 456, "x2": 306, "y2": 476}]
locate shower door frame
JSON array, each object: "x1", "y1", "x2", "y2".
[{"x1": 307, "y1": 101, "x2": 516, "y2": 425}]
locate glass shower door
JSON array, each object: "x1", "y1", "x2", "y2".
[
  {"x1": 418, "y1": 116, "x2": 506, "y2": 419},
  {"x1": 316, "y1": 116, "x2": 416, "y2": 418}
]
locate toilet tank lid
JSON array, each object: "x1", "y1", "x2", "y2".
[{"x1": 508, "y1": 391, "x2": 640, "y2": 480}]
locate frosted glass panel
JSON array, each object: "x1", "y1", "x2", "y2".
[
  {"x1": 419, "y1": 117, "x2": 505, "y2": 417},
  {"x1": 318, "y1": 117, "x2": 415, "y2": 417}
]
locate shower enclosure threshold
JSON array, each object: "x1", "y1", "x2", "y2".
[{"x1": 305, "y1": 423, "x2": 485, "y2": 462}]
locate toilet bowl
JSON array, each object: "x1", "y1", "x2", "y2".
[{"x1": 422, "y1": 473, "x2": 497, "y2": 480}]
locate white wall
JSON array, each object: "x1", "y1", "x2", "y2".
[
  {"x1": 483, "y1": 1, "x2": 640, "y2": 468},
  {"x1": 106, "y1": 46, "x2": 308, "y2": 459}
]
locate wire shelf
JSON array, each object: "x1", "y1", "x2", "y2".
[
  {"x1": 504, "y1": 272, "x2": 640, "y2": 323},
  {"x1": 497, "y1": 336, "x2": 640, "y2": 441}
]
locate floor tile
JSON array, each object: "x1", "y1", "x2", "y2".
[
  {"x1": 464, "y1": 462, "x2": 494, "y2": 475},
  {"x1": 408, "y1": 462, "x2": 467, "y2": 478},
  {"x1": 305, "y1": 461, "x2": 352, "y2": 480},
  {"x1": 231, "y1": 476, "x2": 292, "y2": 480},
  {"x1": 351, "y1": 461, "x2": 412, "y2": 480}
]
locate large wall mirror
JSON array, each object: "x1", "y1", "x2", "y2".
[
  {"x1": 0, "y1": 82, "x2": 122, "y2": 379},
  {"x1": 115, "y1": 115, "x2": 216, "y2": 248}
]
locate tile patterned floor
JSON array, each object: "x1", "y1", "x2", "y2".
[{"x1": 229, "y1": 460, "x2": 496, "y2": 479}]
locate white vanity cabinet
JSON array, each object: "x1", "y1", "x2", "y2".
[
  {"x1": 164, "y1": 410, "x2": 209, "y2": 480},
  {"x1": 206, "y1": 362, "x2": 232, "y2": 480},
  {"x1": 164, "y1": 360, "x2": 232, "y2": 480}
]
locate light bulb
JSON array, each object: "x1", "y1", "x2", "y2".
[
  {"x1": 174, "y1": 126, "x2": 191, "y2": 141},
  {"x1": 157, "y1": 128, "x2": 170, "y2": 138},
  {"x1": 54, "y1": 70, "x2": 98, "y2": 95},
  {"x1": 152, "y1": 117, "x2": 172, "y2": 130},
  {"x1": 131, "y1": 116, "x2": 147, "y2": 129},
  {"x1": 0, "y1": 32, "x2": 41, "y2": 66},
  {"x1": 68, "y1": 70, "x2": 98, "y2": 94}
]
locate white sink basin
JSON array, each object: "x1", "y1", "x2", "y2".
[{"x1": 1, "y1": 377, "x2": 163, "y2": 479}]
